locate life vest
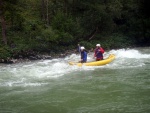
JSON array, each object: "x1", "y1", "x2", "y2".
[
  {"x1": 94, "y1": 47, "x2": 104, "y2": 60},
  {"x1": 81, "y1": 51, "x2": 87, "y2": 62}
]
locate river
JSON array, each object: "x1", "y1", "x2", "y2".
[{"x1": 0, "y1": 47, "x2": 150, "y2": 113}]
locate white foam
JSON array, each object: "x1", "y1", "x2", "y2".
[
  {"x1": 0, "y1": 81, "x2": 48, "y2": 87},
  {"x1": 0, "y1": 48, "x2": 150, "y2": 87},
  {"x1": 109, "y1": 49, "x2": 150, "y2": 59}
]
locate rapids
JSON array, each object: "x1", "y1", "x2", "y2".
[{"x1": 0, "y1": 47, "x2": 150, "y2": 113}]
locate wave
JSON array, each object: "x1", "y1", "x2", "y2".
[
  {"x1": 0, "y1": 48, "x2": 150, "y2": 87},
  {"x1": 109, "y1": 49, "x2": 150, "y2": 59}
]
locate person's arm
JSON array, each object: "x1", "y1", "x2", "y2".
[{"x1": 100, "y1": 47, "x2": 104, "y2": 53}]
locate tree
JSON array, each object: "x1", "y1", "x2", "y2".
[{"x1": 0, "y1": 0, "x2": 7, "y2": 45}]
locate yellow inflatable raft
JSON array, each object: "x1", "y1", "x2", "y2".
[{"x1": 68, "y1": 54, "x2": 115, "y2": 66}]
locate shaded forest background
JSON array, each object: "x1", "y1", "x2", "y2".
[{"x1": 0, "y1": 0, "x2": 150, "y2": 59}]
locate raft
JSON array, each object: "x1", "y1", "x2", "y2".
[{"x1": 68, "y1": 54, "x2": 115, "y2": 66}]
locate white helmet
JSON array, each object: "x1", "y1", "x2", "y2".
[
  {"x1": 80, "y1": 46, "x2": 85, "y2": 50},
  {"x1": 96, "y1": 44, "x2": 101, "y2": 47}
]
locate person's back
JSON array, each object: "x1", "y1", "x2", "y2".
[
  {"x1": 80, "y1": 46, "x2": 87, "y2": 63},
  {"x1": 94, "y1": 44, "x2": 104, "y2": 61},
  {"x1": 81, "y1": 51, "x2": 87, "y2": 62}
]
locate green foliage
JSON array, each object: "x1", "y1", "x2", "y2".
[
  {"x1": 41, "y1": 27, "x2": 59, "y2": 42},
  {"x1": 51, "y1": 12, "x2": 82, "y2": 44},
  {"x1": 77, "y1": 33, "x2": 133, "y2": 51},
  {"x1": 0, "y1": 46, "x2": 11, "y2": 59},
  {"x1": 79, "y1": 41, "x2": 93, "y2": 50},
  {"x1": 52, "y1": 12, "x2": 73, "y2": 32},
  {"x1": 101, "y1": 34, "x2": 134, "y2": 49},
  {"x1": 0, "y1": 0, "x2": 150, "y2": 60}
]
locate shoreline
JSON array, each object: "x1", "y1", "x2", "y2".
[{"x1": 0, "y1": 49, "x2": 77, "y2": 64}]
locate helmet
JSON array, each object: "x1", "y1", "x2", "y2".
[
  {"x1": 80, "y1": 46, "x2": 85, "y2": 50},
  {"x1": 96, "y1": 44, "x2": 101, "y2": 47}
]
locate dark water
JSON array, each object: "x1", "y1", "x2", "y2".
[{"x1": 0, "y1": 48, "x2": 150, "y2": 113}]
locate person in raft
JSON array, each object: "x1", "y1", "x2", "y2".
[
  {"x1": 94, "y1": 44, "x2": 105, "y2": 61},
  {"x1": 77, "y1": 44, "x2": 81, "y2": 53},
  {"x1": 80, "y1": 46, "x2": 87, "y2": 63}
]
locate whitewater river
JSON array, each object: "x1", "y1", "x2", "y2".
[{"x1": 0, "y1": 47, "x2": 150, "y2": 113}]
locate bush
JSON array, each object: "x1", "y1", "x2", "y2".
[
  {"x1": 101, "y1": 33, "x2": 134, "y2": 49},
  {"x1": 0, "y1": 46, "x2": 12, "y2": 59}
]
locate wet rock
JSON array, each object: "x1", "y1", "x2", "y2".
[{"x1": 0, "y1": 49, "x2": 76, "y2": 64}]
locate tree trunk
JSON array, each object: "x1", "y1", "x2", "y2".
[
  {"x1": 0, "y1": 15, "x2": 7, "y2": 45},
  {"x1": 46, "y1": 0, "x2": 49, "y2": 25},
  {"x1": 0, "y1": 0, "x2": 7, "y2": 45},
  {"x1": 41, "y1": 0, "x2": 46, "y2": 21},
  {"x1": 64, "y1": 0, "x2": 68, "y2": 15},
  {"x1": 41, "y1": 0, "x2": 49, "y2": 25}
]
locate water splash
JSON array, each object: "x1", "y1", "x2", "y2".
[
  {"x1": 0, "y1": 48, "x2": 150, "y2": 87},
  {"x1": 109, "y1": 49, "x2": 150, "y2": 59}
]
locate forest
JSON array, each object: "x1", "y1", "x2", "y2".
[{"x1": 0, "y1": 0, "x2": 150, "y2": 60}]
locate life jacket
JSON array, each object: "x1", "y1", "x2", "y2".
[
  {"x1": 81, "y1": 51, "x2": 87, "y2": 62},
  {"x1": 94, "y1": 47, "x2": 104, "y2": 60}
]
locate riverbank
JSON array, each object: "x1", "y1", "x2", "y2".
[{"x1": 0, "y1": 49, "x2": 78, "y2": 64}]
